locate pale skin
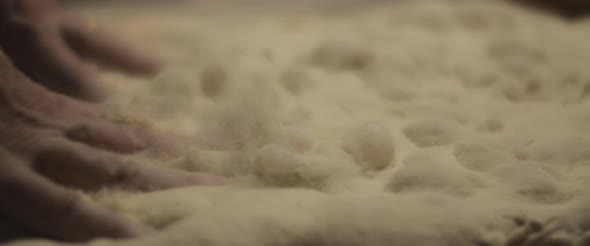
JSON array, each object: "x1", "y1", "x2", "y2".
[
  {"x1": 0, "y1": 0, "x2": 587, "y2": 243},
  {"x1": 0, "y1": 0, "x2": 224, "y2": 242}
]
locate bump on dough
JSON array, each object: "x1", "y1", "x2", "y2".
[
  {"x1": 200, "y1": 64, "x2": 228, "y2": 98},
  {"x1": 280, "y1": 67, "x2": 315, "y2": 96},
  {"x1": 490, "y1": 162, "x2": 570, "y2": 204},
  {"x1": 310, "y1": 41, "x2": 375, "y2": 71},
  {"x1": 386, "y1": 152, "x2": 485, "y2": 197},
  {"x1": 341, "y1": 122, "x2": 395, "y2": 171},
  {"x1": 53, "y1": 1, "x2": 590, "y2": 246},
  {"x1": 524, "y1": 137, "x2": 590, "y2": 166},
  {"x1": 254, "y1": 144, "x2": 309, "y2": 187},
  {"x1": 253, "y1": 144, "x2": 361, "y2": 188},
  {"x1": 404, "y1": 118, "x2": 463, "y2": 147},
  {"x1": 453, "y1": 137, "x2": 521, "y2": 172}
]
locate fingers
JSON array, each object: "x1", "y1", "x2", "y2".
[
  {"x1": 0, "y1": 49, "x2": 100, "y2": 119},
  {"x1": 10, "y1": 0, "x2": 59, "y2": 20},
  {"x1": 62, "y1": 19, "x2": 161, "y2": 76},
  {"x1": 0, "y1": 20, "x2": 106, "y2": 102},
  {"x1": 35, "y1": 27, "x2": 107, "y2": 102},
  {"x1": 137, "y1": 131, "x2": 239, "y2": 160},
  {"x1": 0, "y1": 152, "x2": 151, "y2": 241},
  {"x1": 1, "y1": 0, "x2": 160, "y2": 101},
  {"x1": 65, "y1": 121, "x2": 148, "y2": 154},
  {"x1": 65, "y1": 118, "x2": 235, "y2": 159},
  {"x1": 33, "y1": 138, "x2": 225, "y2": 192},
  {"x1": 0, "y1": 0, "x2": 106, "y2": 101}
]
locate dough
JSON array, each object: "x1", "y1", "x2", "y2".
[{"x1": 13, "y1": 1, "x2": 590, "y2": 245}]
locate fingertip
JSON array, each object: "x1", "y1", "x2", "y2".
[
  {"x1": 131, "y1": 55, "x2": 163, "y2": 77},
  {"x1": 65, "y1": 122, "x2": 148, "y2": 154},
  {"x1": 109, "y1": 50, "x2": 163, "y2": 78},
  {"x1": 72, "y1": 78, "x2": 108, "y2": 102}
]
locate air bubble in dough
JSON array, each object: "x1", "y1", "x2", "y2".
[
  {"x1": 253, "y1": 144, "x2": 361, "y2": 188},
  {"x1": 386, "y1": 153, "x2": 484, "y2": 196},
  {"x1": 404, "y1": 118, "x2": 462, "y2": 147},
  {"x1": 253, "y1": 144, "x2": 307, "y2": 187},
  {"x1": 341, "y1": 122, "x2": 395, "y2": 171},
  {"x1": 311, "y1": 41, "x2": 375, "y2": 70},
  {"x1": 200, "y1": 64, "x2": 228, "y2": 98},
  {"x1": 281, "y1": 68, "x2": 314, "y2": 96}
]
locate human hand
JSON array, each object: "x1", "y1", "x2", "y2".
[
  {"x1": 0, "y1": 52, "x2": 222, "y2": 242},
  {"x1": 0, "y1": 0, "x2": 160, "y2": 102}
]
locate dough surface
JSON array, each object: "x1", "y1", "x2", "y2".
[{"x1": 9, "y1": 1, "x2": 590, "y2": 245}]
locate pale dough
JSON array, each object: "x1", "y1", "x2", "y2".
[{"x1": 9, "y1": 1, "x2": 590, "y2": 245}]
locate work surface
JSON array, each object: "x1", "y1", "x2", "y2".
[{"x1": 8, "y1": 1, "x2": 590, "y2": 245}]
